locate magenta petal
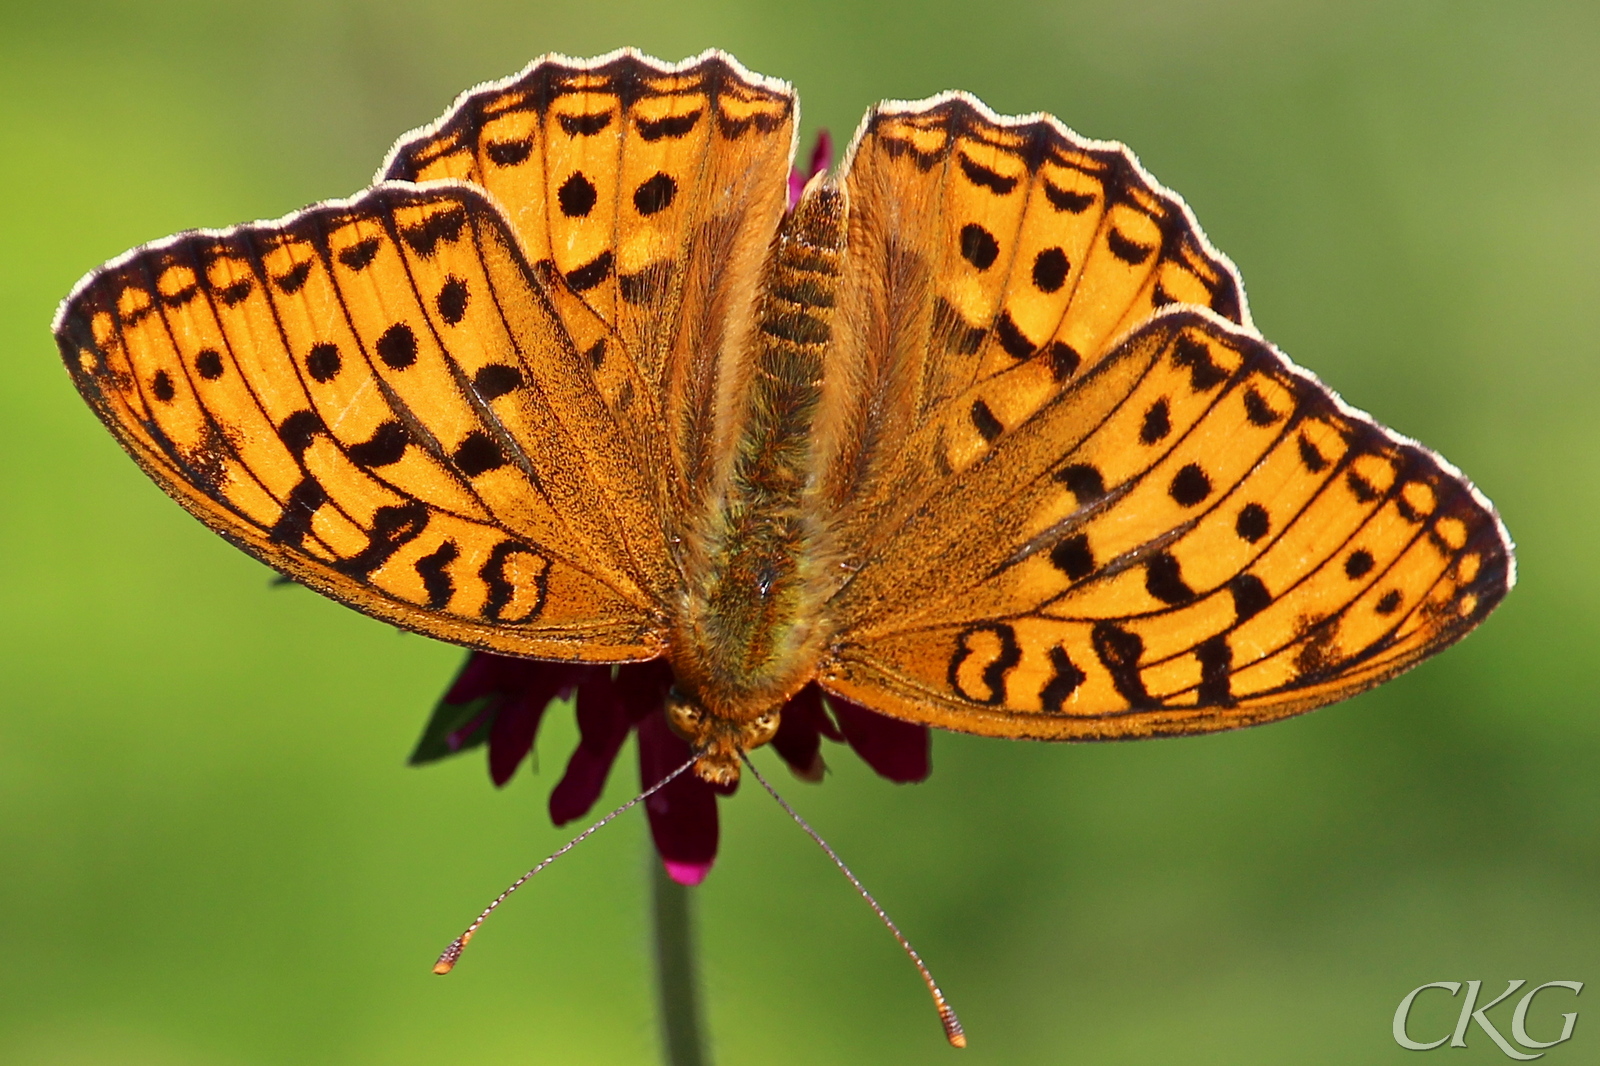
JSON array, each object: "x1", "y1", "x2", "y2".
[
  {"x1": 828, "y1": 694, "x2": 931, "y2": 783},
  {"x1": 636, "y1": 712, "x2": 719, "y2": 877},
  {"x1": 615, "y1": 659, "x2": 676, "y2": 723},
  {"x1": 446, "y1": 652, "x2": 534, "y2": 704},
  {"x1": 787, "y1": 128, "x2": 834, "y2": 208},
  {"x1": 771, "y1": 683, "x2": 825, "y2": 778},
  {"x1": 488, "y1": 693, "x2": 545, "y2": 786},
  {"x1": 547, "y1": 674, "x2": 631, "y2": 824},
  {"x1": 663, "y1": 860, "x2": 713, "y2": 886},
  {"x1": 807, "y1": 128, "x2": 833, "y2": 179},
  {"x1": 548, "y1": 746, "x2": 614, "y2": 824},
  {"x1": 484, "y1": 661, "x2": 590, "y2": 787}
]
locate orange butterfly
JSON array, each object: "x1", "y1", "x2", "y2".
[{"x1": 54, "y1": 49, "x2": 1512, "y2": 1044}]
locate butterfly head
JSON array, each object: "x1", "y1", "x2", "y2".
[{"x1": 665, "y1": 690, "x2": 780, "y2": 786}]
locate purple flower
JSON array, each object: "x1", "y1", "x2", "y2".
[
  {"x1": 412, "y1": 653, "x2": 930, "y2": 886},
  {"x1": 788, "y1": 128, "x2": 833, "y2": 209}
]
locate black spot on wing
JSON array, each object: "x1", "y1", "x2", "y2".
[
  {"x1": 994, "y1": 310, "x2": 1036, "y2": 360},
  {"x1": 566, "y1": 250, "x2": 614, "y2": 293},
  {"x1": 479, "y1": 541, "x2": 549, "y2": 622},
  {"x1": 1345, "y1": 549, "x2": 1375, "y2": 579},
  {"x1": 217, "y1": 278, "x2": 253, "y2": 306},
  {"x1": 269, "y1": 477, "x2": 328, "y2": 548},
  {"x1": 1106, "y1": 228, "x2": 1154, "y2": 265},
  {"x1": 1145, "y1": 552, "x2": 1196, "y2": 605},
  {"x1": 305, "y1": 342, "x2": 341, "y2": 383},
  {"x1": 1346, "y1": 469, "x2": 1380, "y2": 503},
  {"x1": 1050, "y1": 533, "x2": 1094, "y2": 580},
  {"x1": 957, "y1": 152, "x2": 1019, "y2": 194},
  {"x1": 633, "y1": 172, "x2": 677, "y2": 215},
  {"x1": 1055, "y1": 463, "x2": 1105, "y2": 505},
  {"x1": 338, "y1": 238, "x2": 381, "y2": 271},
  {"x1": 558, "y1": 172, "x2": 598, "y2": 218},
  {"x1": 376, "y1": 323, "x2": 418, "y2": 369},
  {"x1": 1140, "y1": 398, "x2": 1171, "y2": 444},
  {"x1": 1171, "y1": 335, "x2": 1228, "y2": 391},
  {"x1": 1375, "y1": 589, "x2": 1403, "y2": 615},
  {"x1": 453, "y1": 431, "x2": 506, "y2": 477},
  {"x1": 485, "y1": 138, "x2": 532, "y2": 166},
  {"x1": 278, "y1": 410, "x2": 324, "y2": 459},
  {"x1": 1228, "y1": 573, "x2": 1271, "y2": 622},
  {"x1": 1235, "y1": 502, "x2": 1269, "y2": 543},
  {"x1": 1044, "y1": 181, "x2": 1094, "y2": 213},
  {"x1": 194, "y1": 349, "x2": 224, "y2": 380},
  {"x1": 1243, "y1": 387, "x2": 1281, "y2": 426},
  {"x1": 1049, "y1": 341, "x2": 1081, "y2": 381},
  {"x1": 415, "y1": 540, "x2": 459, "y2": 609},
  {"x1": 435, "y1": 276, "x2": 469, "y2": 325},
  {"x1": 160, "y1": 284, "x2": 197, "y2": 308},
  {"x1": 347, "y1": 421, "x2": 410, "y2": 467},
  {"x1": 336, "y1": 501, "x2": 429, "y2": 577},
  {"x1": 1195, "y1": 635, "x2": 1234, "y2": 705},
  {"x1": 946, "y1": 622, "x2": 1022, "y2": 706},
  {"x1": 151, "y1": 370, "x2": 175, "y2": 402},
  {"x1": 1297, "y1": 433, "x2": 1328, "y2": 472},
  {"x1": 1091, "y1": 622, "x2": 1153, "y2": 708},
  {"x1": 400, "y1": 208, "x2": 467, "y2": 257},
  {"x1": 969, "y1": 399, "x2": 1003, "y2": 443},
  {"x1": 473, "y1": 364, "x2": 523, "y2": 400},
  {"x1": 274, "y1": 261, "x2": 312, "y2": 294},
  {"x1": 559, "y1": 111, "x2": 613, "y2": 136},
  {"x1": 959, "y1": 223, "x2": 999, "y2": 271},
  {"x1": 1169, "y1": 463, "x2": 1211, "y2": 506},
  {"x1": 637, "y1": 110, "x2": 701, "y2": 141},
  {"x1": 1032, "y1": 247, "x2": 1069, "y2": 292},
  {"x1": 1039, "y1": 645, "x2": 1087, "y2": 713}
]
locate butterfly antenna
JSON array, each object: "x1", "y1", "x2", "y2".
[
  {"x1": 432, "y1": 753, "x2": 699, "y2": 975},
  {"x1": 741, "y1": 753, "x2": 967, "y2": 1049}
]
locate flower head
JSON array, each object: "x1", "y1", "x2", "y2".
[{"x1": 411, "y1": 652, "x2": 929, "y2": 885}]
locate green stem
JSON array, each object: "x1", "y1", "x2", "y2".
[{"x1": 650, "y1": 857, "x2": 711, "y2": 1066}]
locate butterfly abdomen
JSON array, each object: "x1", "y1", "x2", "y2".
[{"x1": 673, "y1": 187, "x2": 848, "y2": 721}]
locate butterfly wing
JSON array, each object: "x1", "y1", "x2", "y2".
[
  {"x1": 822, "y1": 308, "x2": 1511, "y2": 738},
  {"x1": 56, "y1": 181, "x2": 670, "y2": 660},
  {"x1": 815, "y1": 93, "x2": 1512, "y2": 739},
  {"x1": 815, "y1": 96, "x2": 1247, "y2": 569},
  {"x1": 381, "y1": 49, "x2": 796, "y2": 514}
]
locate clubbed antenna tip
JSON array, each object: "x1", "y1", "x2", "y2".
[
  {"x1": 742, "y1": 753, "x2": 967, "y2": 1049},
  {"x1": 429, "y1": 754, "x2": 697, "y2": 976}
]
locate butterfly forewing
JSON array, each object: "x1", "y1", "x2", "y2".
[
  {"x1": 381, "y1": 50, "x2": 796, "y2": 516},
  {"x1": 57, "y1": 182, "x2": 669, "y2": 660},
  {"x1": 816, "y1": 96, "x2": 1247, "y2": 567},
  {"x1": 820, "y1": 310, "x2": 1512, "y2": 739}
]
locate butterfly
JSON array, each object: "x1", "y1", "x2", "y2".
[{"x1": 54, "y1": 48, "x2": 1512, "y2": 792}]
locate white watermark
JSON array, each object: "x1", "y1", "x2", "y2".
[{"x1": 1394, "y1": 980, "x2": 1582, "y2": 1059}]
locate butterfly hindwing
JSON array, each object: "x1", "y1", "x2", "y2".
[
  {"x1": 56, "y1": 182, "x2": 670, "y2": 660},
  {"x1": 821, "y1": 309, "x2": 1512, "y2": 739},
  {"x1": 381, "y1": 49, "x2": 796, "y2": 516}
]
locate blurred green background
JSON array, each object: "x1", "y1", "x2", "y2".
[{"x1": 2, "y1": 1, "x2": 1595, "y2": 1063}]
